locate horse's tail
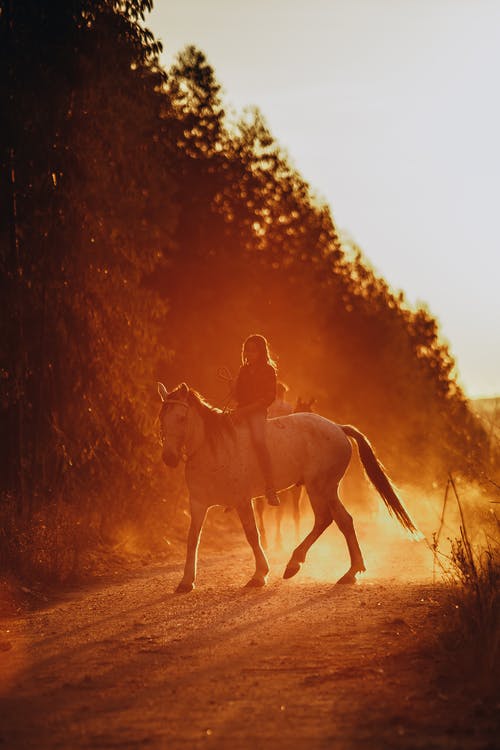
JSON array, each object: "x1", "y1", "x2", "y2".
[{"x1": 341, "y1": 425, "x2": 422, "y2": 538}]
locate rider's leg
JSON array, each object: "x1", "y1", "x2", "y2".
[{"x1": 247, "y1": 411, "x2": 279, "y2": 506}]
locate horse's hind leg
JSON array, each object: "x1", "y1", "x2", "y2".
[
  {"x1": 292, "y1": 485, "x2": 302, "y2": 542},
  {"x1": 274, "y1": 499, "x2": 284, "y2": 550},
  {"x1": 283, "y1": 486, "x2": 332, "y2": 579},
  {"x1": 238, "y1": 500, "x2": 270, "y2": 587},
  {"x1": 330, "y1": 490, "x2": 366, "y2": 584}
]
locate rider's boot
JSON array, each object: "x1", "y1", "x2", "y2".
[{"x1": 266, "y1": 488, "x2": 280, "y2": 507}]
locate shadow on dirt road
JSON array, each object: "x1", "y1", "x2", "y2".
[{"x1": 0, "y1": 540, "x2": 496, "y2": 749}]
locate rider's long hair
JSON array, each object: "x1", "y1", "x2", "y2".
[{"x1": 241, "y1": 334, "x2": 277, "y2": 369}]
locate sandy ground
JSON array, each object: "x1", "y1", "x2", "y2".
[{"x1": 0, "y1": 512, "x2": 497, "y2": 750}]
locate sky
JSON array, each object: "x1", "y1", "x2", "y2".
[{"x1": 147, "y1": 0, "x2": 500, "y2": 399}]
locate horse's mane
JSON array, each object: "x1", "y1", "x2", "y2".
[{"x1": 184, "y1": 387, "x2": 235, "y2": 445}]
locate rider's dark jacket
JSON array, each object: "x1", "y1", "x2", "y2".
[{"x1": 234, "y1": 362, "x2": 276, "y2": 412}]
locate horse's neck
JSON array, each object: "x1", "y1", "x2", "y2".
[
  {"x1": 185, "y1": 405, "x2": 234, "y2": 465},
  {"x1": 186, "y1": 405, "x2": 206, "y2": 458}
]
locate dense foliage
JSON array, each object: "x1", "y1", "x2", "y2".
[{"x1": 0, "y1": 1, "x2": 494, "y2": 578}]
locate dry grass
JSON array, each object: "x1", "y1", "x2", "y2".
[
  {"x1": 447, "y1": 530, "x2": 499, "y2": 680},
  {"x1": 433, "y1": 476, "x2": 499, "y2": 694}
]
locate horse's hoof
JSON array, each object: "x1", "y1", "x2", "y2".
[
  {"x1": 244, "y1": 576, "x2": 266, "y2": 588},
  {"x1": 175, "y1": 581, "x2": 194, "y2": 594},
  {"x1": 283, "y1": 561, "x2": 301, "y2": 579},
  {"x1": 336, "y1": 572, "x2": 357, "y2": 585}
]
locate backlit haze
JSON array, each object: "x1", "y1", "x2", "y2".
[{"x1": 148, "y1": 0, "x2": 500, "y2": 399}]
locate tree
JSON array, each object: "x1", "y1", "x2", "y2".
[{"x1": 0, "y1": 0, "x2": 176, "y2": 543}]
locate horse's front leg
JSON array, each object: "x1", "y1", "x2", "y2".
[
  {"x1": 176, "y1": 499, "x2": 207, "y2": 593},
  {"x1": 254, "y1": 497, "x2": 267, "y2": 549},
  {"x1": 238, "y1": 500, "x2": 270, "y2": 588}
]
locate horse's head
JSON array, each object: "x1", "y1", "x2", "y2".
[{"x1": 157, "y1": 382, "x2": 190, "y2": 467}]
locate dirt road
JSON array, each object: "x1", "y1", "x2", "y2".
[{"x1": 0, "y1": 521, "x2": 496, "y2": 750}]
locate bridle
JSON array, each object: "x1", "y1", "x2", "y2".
[{"x1": 159, "y1": 398, "x2": 193, "y2": 460}]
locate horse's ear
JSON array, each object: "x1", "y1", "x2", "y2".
[
  {"x1": 158, "y1": 382, "x2": 169, "y2": 402},
  {"x1": 179, "y1": 382, "x2": 189, "y2": 397}
]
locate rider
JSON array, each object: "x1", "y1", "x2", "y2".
[{"x1": 232, "y1": 334, "x2": 280, "y2": 506}]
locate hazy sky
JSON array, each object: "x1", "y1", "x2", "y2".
[{"x1": 148, "y1": 0, "x2": 499, "y2": 398}]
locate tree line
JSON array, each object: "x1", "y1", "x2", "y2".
[{"x1": 0, "y1": 0, "x2": 495, "y2": 579}]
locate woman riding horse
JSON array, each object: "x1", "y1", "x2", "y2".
[{"x1": 158, "y1": 382, "x2": 422, "y2": 593}]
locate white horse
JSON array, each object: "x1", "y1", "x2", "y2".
[{"x1": 158, "y1": 382, "x2": 421, "y2": 593}]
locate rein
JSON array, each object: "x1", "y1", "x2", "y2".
[{"x1": 217, "y1": 366, "x2": 234, "y2": 414}]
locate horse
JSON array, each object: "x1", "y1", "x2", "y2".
[
  {"x1": 254, "y1": 396, "x2": 316, "y2": 549},
  {"x1": 157, "y1": 382, "x2": 421, "y2": 593}
]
